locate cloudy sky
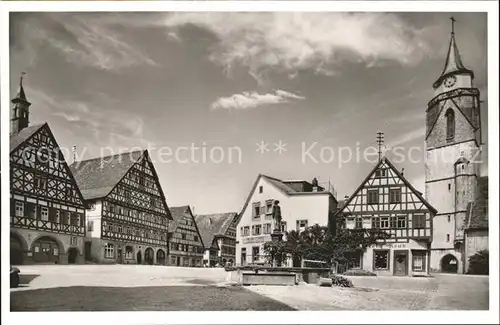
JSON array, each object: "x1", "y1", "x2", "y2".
[{"x1": 9, "y1": 12, "x2": 488, "y2": 214}]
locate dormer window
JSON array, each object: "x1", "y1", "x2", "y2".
[{"x1": 445, "y1": 109, "x2": 455, "y2": 141}]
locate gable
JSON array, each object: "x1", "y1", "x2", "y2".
[
  {"x1": 107, "y1": 152, "x2": 172, "y2": 219},
  {"x1": 337, "y1": 158, "x2": 436, "y2": 216},
  {"x1": 10, "y1": 123, "x2": 86, "y2": 208},
  {"x1": 170, "y1": 206, "x2": 205, "y2": 247}
]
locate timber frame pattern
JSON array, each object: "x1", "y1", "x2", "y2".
[
  {"x1": 10, "y1": 123, "x2": 86, "y2": 236},
  {"x1": 100, "y1": 151, "x2": 171, "y2": 247},
  {"x1": 338, "y1": 157, "x2": 436, "y2": 243}
]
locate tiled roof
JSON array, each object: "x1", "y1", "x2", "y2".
[
  {"x1": 70, "y1": 150, "x2": 144, "y2": 200},
  {"x1": 467, "y1": 176, "x2": 488, "y2": 230},
  {"x1": 194, "y1": 212, "x2": 238, "y2": 249},
  {"x1": 10, "y1": 123, "x2": 46, "y2": 153},
  {"x1": 169, "y1": 205, "x2": 190, "y2": 233}
]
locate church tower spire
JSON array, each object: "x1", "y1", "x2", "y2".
[
  {"x1": 433, "y1": 17, "x2": 474, "y2": 89},
  {"x1": 10, "y1": 72, "x2": 32, "y2": 135}
]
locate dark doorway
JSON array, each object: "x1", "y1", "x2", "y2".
[
  {"x1": 10, "y1": 234, "x2": 24, "y2": 265},
  {"x1": 156, "y1": 249, "x2": 166, "y2": 265},
  {"x1": 137, "y1": 251, "x2": 142, "y2": 264},
  {"x1": 32, "y1": 236, "x2": 60, "y2": 264},
  {"x1": 441, "y1": 254, "x2": 459, "y2": 273},
  {"x1": 176, "y1": 256, "x2": 181, "y2": 266},
  {"x1": 68, "y1": 248, "x2": 78, "y2": 264},
  {"x1": 144, "y1": 247, "x2": 154, "y2": 265},
  {"x1": 84, "y1": 242, "x2": 91, "y2": 261},
  {"x1": 117, "y1": 249, "x2": 123, "y2": 264},
  {"x1": 393, "y1": 250, "x2": 408, "y2": 276}
]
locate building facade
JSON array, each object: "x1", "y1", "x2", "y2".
[
  {"x1": 168, "y1": 206, "x2": 205, "y2": 267},
  {"x1": 337, "y1": 157, "x2": 436, "y2": 276},
  {"x1": 195, "y1": 212, "x2": 239, "y2": 267},
  {"x1": 10, "y1": 78, "x2": 87, "y2": 265},
  {"x1": 70, "y1": 150, "x2": 173, "y2": 265},
  {"x1": 425, "y1": 21, "x2": 488, "y2": 273},
  {"x1": 235, "y1": 174, "x2": 338, "y2": 266}
]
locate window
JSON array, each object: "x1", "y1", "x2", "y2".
[
  {"x1": 263, "y1": 223, "x2": 272, "y2": 234},
  {"x1": 367, "y1": 189, "x2": 378, "y2": 204},
  {"x1": 374, "y1": 250, "x2": 389, "y2": 269},
  {"x1": 297, "y1": 219, "x2": 308, "y2": 231},
  {"x1": 355, "y1": 217, "x2": 363, "y2": 229},
  {"x1": 448, "y1": 183, "x2": 451, "y2": 191},
  {"x1": 104, "y1": 243, "x2": 114, "y2": 258},
  {"x1": 375, "y1": 169, "x2": 387, "y2": 178},
  {"x1": 380, "y1": 217, "x2": 390, "y2": 229},
  {"x1": 266, "y1": 201, "x2": 273, "y2": 214},
  {"x1": 448, "y1": 215, "x2": 451, "y2": 223},
  {"x1": 412, "y1": 214, "x2": 426, "y2": 229},
  {"x1": 88, "y1": 203, "x2": 96, "y2": 211},
  {"x1": 446, "y1": 234, "x2": 450, "y2": 242},
  {"x1": 41, "y1": 207, "x2": 49, "y2": 221},
  {"x1": 65, "y1": 187, "x2": 73, "y2": 197},
  {"x1": 372, "y1": 217, "x2": 380, "y2": 229},
  {"x1": 34, "y1": 177, "x2": 47, "y2": 190},
  {"x1": 259, "y1": 186, "x2": 263, "y2": 193},
  {"x1": 243, "y1": 226, "x2": 250, "y2": 236},
  {"x1": 182, "y1": 233, "x2": 186, "y2": 240},
  {"x1": 397, "y1": 216, "x2": 406, "y2": 228},
  {"x1": 15, "y1": 201, "x2": 24, "y2": 217},
  {"x1": 70, "y1": 236, "x2": 78, "y2": 246},
  {"x1": 194, "y1": 235, "x2": 199, "y2": 242},
  {"x1": 252, "y1": 202, "x2": 261, "y2": 219},
  {"x1": 412, "y1": 251, "x2": 426, "y2": 272},
  {"x1": 281, "y1": 221, "x2": 287, "y2": 232},
  {"x1": 445, "y1": 109, "x2": 455, "y2": 140},
  {"x1": 389, "y1": 188, "x2": 401, "y2": 203},
  {"x1": 255, "y1": 225, "x2": 262, "y2": 235}
]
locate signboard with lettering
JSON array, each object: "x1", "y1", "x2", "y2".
[{"x1": 242, "y1": 235, "x2": 271, "y2": 244}]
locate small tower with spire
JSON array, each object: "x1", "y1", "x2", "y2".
[{"x1": 10, "y1": 72, "x2": 31, "y2": 135}]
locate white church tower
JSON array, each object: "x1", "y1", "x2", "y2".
[{"x1": 425, "y1": 18, "x2": 482, "y2": 273}]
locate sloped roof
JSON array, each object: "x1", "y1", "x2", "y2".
[
  {"x1": 10, "y1": 123, "x2": 45, "y2": 153},
  {"x1": 194, "y1": 212, "x2": 238, "y2": 249},
  {"x1": 169, "y1": 205, "x2": 205, "y2": 247},
  {"x1": 335, "y1": 156, "x2": 437, "y2": 217},
  {"x1": 466, "y1": 176, "x2": 488, "y2": 230},
  {"x1": 70, "y1": 150, "x2": 144, "y2": 200},
  {"x1": 433, "y1": 28, "x2": 473, "y2": 88}
]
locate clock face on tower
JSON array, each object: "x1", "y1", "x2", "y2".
[{"x1": 443, "y1": 75, "x2": 457, "y2": 88}]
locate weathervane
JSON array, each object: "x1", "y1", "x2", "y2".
[{"x1": 450, "y1": 16, "x2": 456, "y2": 35}]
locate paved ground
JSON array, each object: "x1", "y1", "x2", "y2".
[{"x1": 10, "y1": 265, "x2": 489, "y2": 311}]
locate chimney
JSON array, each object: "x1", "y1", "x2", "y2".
[{"x1": 312, "y1": 177, "x2": 319, "y2": 192}]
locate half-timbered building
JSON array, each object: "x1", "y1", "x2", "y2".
[
  {"x1": 70, "y1": 150, "x2": 173, "y2": 265},
  {"x1": 335, "y1": 157, "x2": 436, "y2": 276},
  {"x1": 10, "y1": 78, "x2": 87, "y2": 265},
  {"x1": 168, "y1": 206, "x2": 205, "y2": 267},
  {"x1": 195, "y1": 212, "x2": 239, "y2": 267}
]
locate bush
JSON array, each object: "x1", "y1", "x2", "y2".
[
  {"x1": 343, "y1": 269, "x2": 376, "y2": 277},
  {"x1": 467, "y1": 250, "x2": 489, "y2": 275},
  {"x1": 331, "y1": 274, "x2": 353, "y2": 287}
]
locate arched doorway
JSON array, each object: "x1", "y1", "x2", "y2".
[
  {"x1": 10, "y1": 233, "x2": 25, "y2": 265},
  {"x1": 144, "y1": 248, "x2": 154, "y2": 265},
  {"x1": 68, "y1": 248, "x2": 78, "y2": 264},
  {"x1": 156, "y1": 249, "x2": 166, "y2": 265},
  {"x1": 32, "y1": 236, "x2": 61, "y2": 264},
  {"x1": 441, "y1": 254, "x2": 458, "y2": 273},
  {"x1": 136, "y1": 251, "x2": 142, "y2": 264}
]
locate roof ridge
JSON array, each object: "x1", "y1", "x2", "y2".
[{"x1": 73, "y1": 149, "x2": 145, "y2": 165}]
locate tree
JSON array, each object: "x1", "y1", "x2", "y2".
[
  {"x1": 262, "y1": 219, "x2": 390, "y2": 268},
  {"x1": 467, "y1": 249, "x2": 489, "y2": 275}
]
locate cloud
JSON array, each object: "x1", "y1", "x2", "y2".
[
  {"x1": 163, "y1": 12, "x2": 436, "y2": 79},
  {"x1": 386, "y1": 126, "x2": 426, "y2": 148},
  {"x1": 11, "y1": 13, "x2": 158, "y2": 71},
  {"x1": 211, "y1": 89, "x2": 305, "y2": 110}
]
